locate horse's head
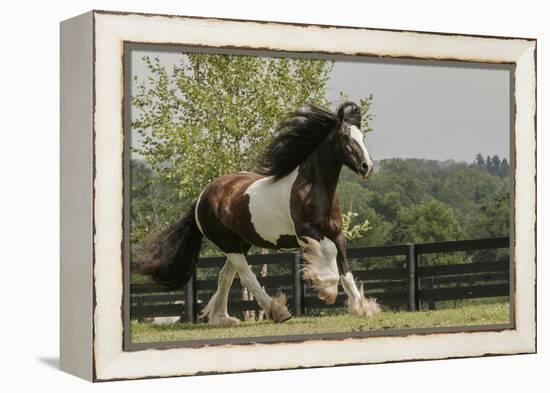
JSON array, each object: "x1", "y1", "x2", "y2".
[{"x1": 335, "y1": 102, "x2": 373, "y2": 179}]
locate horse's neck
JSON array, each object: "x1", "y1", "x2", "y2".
[{"x1": 300, "y1": 141, "x2": 343, "y2": 202}]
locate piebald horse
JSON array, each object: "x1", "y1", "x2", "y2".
[{"x1": 136, "y1": 102, "x2": 380, "y2": 325}]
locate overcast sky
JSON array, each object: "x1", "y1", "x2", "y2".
[{"x1": 130, "y1": 48, "x2": 511, "y2": 163}]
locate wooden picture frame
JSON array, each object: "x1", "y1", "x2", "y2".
[{"x1": 60, "y1": 10, "x2": 536, "y2": 381}]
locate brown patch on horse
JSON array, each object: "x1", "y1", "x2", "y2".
[
  {"x1": 196, "y1": 173, "x2": 261, "y2": 253},
  {"x1": 197, "y1": 172, "x2": 300, "y2": 252}
]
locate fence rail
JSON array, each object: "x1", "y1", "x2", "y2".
[{"x1": 130, "y1": 237, "x2": 510, "y2": 322}]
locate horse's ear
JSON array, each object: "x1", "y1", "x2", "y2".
[
  {"x1": 337, "y1": 102, "x2": 361, "y2": 126},
  {"x1": 337, "y1": 105, "x2": 347, "y2": 122}
]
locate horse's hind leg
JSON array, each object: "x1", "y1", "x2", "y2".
[
  {"x1": 200, "y1": 260, "x2": 240, "y2": 326},
  {"x1": 226, "y1": 253, "x2": 291, "y2": 323}
]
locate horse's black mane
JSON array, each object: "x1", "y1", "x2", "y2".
[{"x1": 256, "y1": 102, "x2": 360, "y2": 179}]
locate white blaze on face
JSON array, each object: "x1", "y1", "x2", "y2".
[
  {"x1": 245, "y1": 168, "x2": 299, "y2": 245},
  {"x1": 349, "y1": 125, "x2": 373, "y2": 172}
]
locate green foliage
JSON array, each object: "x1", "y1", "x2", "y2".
[
  {"x1": 130, "y1": 160, "x2": 181, "y2": 259},
  {"x1": 391, "y1": 200, "x2": 466, "y2": 266},
  {"x1": 439, "y1": 166, "x2": 500, "y2": 228},
  {"x1": 335, "y1": 156, "x2": 510, "y2": 265},
  {"x1": 341, "y1": 211, "x2": 371, "y2": 241},
  {"x1": 132, "y1": 53, "x2": 333, "y2": 218},
  {"x1": 468, "y1": 187, "x2": 510, "y2": 238},
  {"x1": 465, "y1": 184, "x2": 510, "y2": 263},
  {"x1": 474, "y1": 153, "x2": 509, "y2": 177},
  {"x1": 392, "y1": 200, "x2": 465, "y2": 244},
  {"x1": 336, "y1": 180, "x2": 392, "y2": 248},
  {"x1": 131, "y1": 152, "x2": 511, "y2": 264}
]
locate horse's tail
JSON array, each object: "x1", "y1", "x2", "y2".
[{"x1": 132, "y1": 202, "x2": 203, "y2": 289}]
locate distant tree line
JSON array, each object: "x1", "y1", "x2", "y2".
[
  {"x1": 336, "y1": 155, "x2": 509, "y2": 267},
  {"x1": 473, "y1": 153, "x2": 509, "y2": 177},
  {"x1": 131, "y1": 154, "x2": 510, "y2": 269}
]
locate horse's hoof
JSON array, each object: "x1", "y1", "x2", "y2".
[
  {"x1": 276, "y1": 310, "x2": 292, "y2": 323},
  {"x1": 349, "y1": 297, "x2": 381, "y2": 317},
  {"x1": 270, "y1": 306, "x2": 292, "y2": 323},
  {"x1": 209, "y1": 314, "x2": 241, "y2": 326},
  {"x1": 267, "y1": 293, "x2": 292, "y2": 323}
]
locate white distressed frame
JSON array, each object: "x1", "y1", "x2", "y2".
[{"x1": 61, "y1": 10, "x2": 536, "y2": 381}]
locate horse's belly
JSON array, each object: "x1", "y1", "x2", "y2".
[{"x1": 245, "y1": 168, "x2": 299, "y2": 246}]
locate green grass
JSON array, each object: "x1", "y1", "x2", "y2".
[{"x1": 131, "y1": 302, "x2": 509, "y2": 343}]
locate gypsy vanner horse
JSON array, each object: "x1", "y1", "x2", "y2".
[{"x1": 135, "y1": 102, "x2": 380, "y2": 325}]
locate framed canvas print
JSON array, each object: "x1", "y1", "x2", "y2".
[{"x1": 60, "y1": 10, "x2": 537, "y2": 382}]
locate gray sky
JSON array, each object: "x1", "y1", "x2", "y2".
[
  {"x1": 130, "y1": 49, "x2": 510, "y2": 162},
  {"x1": 327, "y1": 59, "x2": 510, "y2": 162}
]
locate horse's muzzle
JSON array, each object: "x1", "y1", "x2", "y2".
[{"x1": 359, "y1": 161, "x2": 373, "y2": 179}]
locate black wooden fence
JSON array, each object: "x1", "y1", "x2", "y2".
[{"x1": 130, "y1": 237, "x2": 510, "y2": 323}]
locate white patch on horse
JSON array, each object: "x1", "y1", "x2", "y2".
[
  {"x1": 341, "y1": 272, "x2": 381, "y2": 317},
  {"x1": 300, "y1": 237, "x2": 340, "y2": 304},
  {"x1": 349, "y1": 125, "x2": 373, "y2": 170},
  {"x1": 245, "y1": 168, "x2": 299, "y2": 245}
]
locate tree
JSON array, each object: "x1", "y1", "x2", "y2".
[
  {"x1": 474, "y1": 153, "x2": 485, "y2": 168},
  {"x1": 490, "y1": 155, "x2": 501, "y2": 176},
  {"x1": 131, "y1": 52, "x2": 375, "y2": 251},
  {"x1": 132, "y1": 54, "x2": 333, "y2": 248},
  {"x1": 336, "y1": 180, "x2": 392, "y2": 247},
  {"x1": 392, "y1": 200, "x2": 465, "y2": 243},
  {"x1": 129, "y1": 160, "x2": 181, "y2": 259},
  {"x1": 468, "y1": 188, "x2": 510, "y2": 239},
  {"x1": 341, "y1": 211, "x2": 371, "y2": 242},
  {"x1": 486, "y1": 155, "x2": 493, "y2": 173},
  {"x1": 391, "y1": 200, "x2": 466, "y2": 265},
  {"x1": 466, "y1": 186, "x2": 510, "y2": 263},
  {"x1": 133, "y1": 54, "x2": 333, "y2": 206},
  {"x1": 500, "y1": 158, "x2": 510, "y2": 177},
  {"x1": 439, "y1": 166, "x2": 500, "y2": 228}
]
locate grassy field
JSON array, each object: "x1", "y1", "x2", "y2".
[{"x1": 131, "y1": 302, "x2": 509, "y2": 343}]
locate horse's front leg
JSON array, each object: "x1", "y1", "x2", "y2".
[
  {"x1": 332, "y1": 233, "x2": 381, "y2": 317},
  {"x1": 296, "y1": 224, "x2": 340, "y2": 305}
]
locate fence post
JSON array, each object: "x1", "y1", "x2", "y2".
[
  {"x1": 426, "y1": 276, "x2": 436, "y2": 310},
  {"x1": 136, "y1": 295, "x2": 144, "y2": 323},
  {"x1": 407, "y1": 243, "x2": 419, "y2": 311},
  {"x1": 185, "y1": 267, "x2": 196, "y2": 323},
  {"x1": 292, "y1": 252, "x2": 304, "y2": 317}
]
